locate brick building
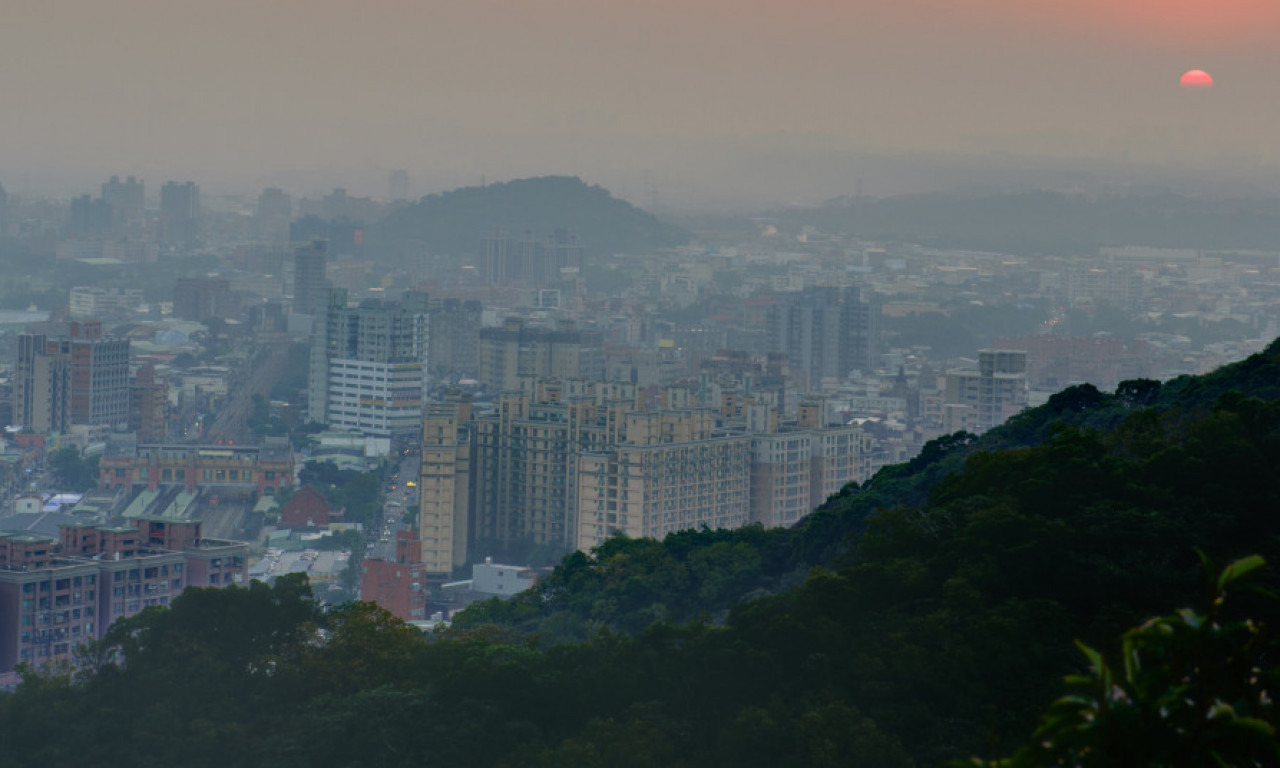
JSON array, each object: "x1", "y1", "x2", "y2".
[
  {"x1": 128, "y1": 365, "x2": 168, "y2": 443},
  {"x1": 360, "y1": 530, "x2": 427, "y2": 622},
  {"x1": 13, "y1": 319, "x2": 130, "y2": 433},
  {"x1": 98, "y1": 436, "x2": 293, "y2": 498}
]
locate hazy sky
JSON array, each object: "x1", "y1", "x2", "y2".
[{"x1": 2, "y1": 0, "x2": 1278, "y2": 205}]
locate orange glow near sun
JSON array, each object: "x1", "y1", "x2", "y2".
[
  {"x1": 1074, "y1": 0, "x2": 1280, "y2": 43},
  {"x1": 911, "y1": 0, "x2": 1280, "y2": 46}
]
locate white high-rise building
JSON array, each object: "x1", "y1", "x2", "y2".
[{"x1": 308, "y1": 289, "x2": 430, "y2": 437}]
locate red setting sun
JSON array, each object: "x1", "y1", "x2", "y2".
[{"x1": 1179, "y1": 69, "x2": 1214, "y2": 88}]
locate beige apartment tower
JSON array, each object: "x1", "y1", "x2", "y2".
[
  {"x1": 426, "y1": 379, "x2": 868, "y2": 563},
  {"x1": 747, "y1": 397, "x2": 871, "y2": 529},
  {"x1": 575, "y1": 414, "x2": 751, "y2": 551},
  {"x1": 944, "y1": 349, "x2": 1028, "y2": 434},
  {"x1": 418, "y1": 401, "x2": 471, "y2": 578}
]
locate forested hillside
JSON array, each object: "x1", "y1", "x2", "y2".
[
  {"x1": 4, "y1": 341, "x2": 1280, "y2": 767},
  {"x1": 368, "y1": 176, "x2": 689, "y2": 259}
]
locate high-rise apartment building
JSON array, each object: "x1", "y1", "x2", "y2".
[
  {"x1": 66, "y1": 320, "x2": 131, "y2": 427},
  {"x1": 574, "y1": 409, "x2": 751, "y2": 550},
  {"x1": 418, "y1": 400, "x2": 472, "y2": 577},
  {"x1": 159, "y1": 181, "x2": 200, "y2": 250},
  {"x1": 68, "y1": 194, "x2": 112, "y2": 236},
  {"x1": 766, "y1": 286, "x2": 881, "y2": 389},
  {"x1": 427, "y1": 298, "x2": 482, "y2": 378},
  {"x1": 292, "y1": 239, "x2": 329, "y2": 316},
  {"x1": 100, "y1": 175, "x2": 145, "y2": 231},
  {"x1": 307, "y1": 290, "x2": 429, "y2": 436},
  {"x1": 415, "y1": 378, "x2": 874, "y2": 575},
  {"x1": 462, "y1": 380, "x2": 748, "y2": 559},
  {"x1": 747, "y1": 397, "x2": 870, "y2": 529},
  {"x1": 477, "y1": 317, "x2": 604, "y2": 393},
  {"x1": 14, "y1": 320, "x2": 130, "y2": 433},
  {"x1": 14, "y1": 333, "x2": 70, "y2": 433},
  {"x1": 944, "y1": 349, "x2": 1028, "y2": 434},
  {"x1": 483, "y1": 229, "x2": 584, "y2": 287}
]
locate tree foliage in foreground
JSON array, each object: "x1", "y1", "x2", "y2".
[{"x1": 968, "y1": 555, "x2": 1279, "y2": 768}]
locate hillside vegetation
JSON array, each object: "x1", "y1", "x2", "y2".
[{"x1": 5, "y1": 340, "x2": 1280, "y2": 766}]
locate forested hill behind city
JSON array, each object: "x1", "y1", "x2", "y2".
[
  {"x1": 369, "y1": 175, "x2": 690, "y2": 259},
  {"x1": 4, "y1": 339, "x2": 1280, "y2": 767}
]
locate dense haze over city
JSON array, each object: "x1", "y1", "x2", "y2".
[
  {"x1": 2, "y1": 1, "x2": 1280, "y2": 766},
  {"x1": 4, "y1": 0, "x2": 1280, "y2": 204}
]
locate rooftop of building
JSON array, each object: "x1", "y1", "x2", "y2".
[{"x1": 0, "y1": 531, "x2": 56, "y2": 544}]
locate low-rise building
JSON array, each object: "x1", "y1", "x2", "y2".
[
  {"x1": 279, "y1": 486, "x2": 342, "y2": 529},
  {"x1": 360, "y1": 530, "x2": 427, "y2": 622},
  {"x1": 97, "y1": 436, "x2": 294, "y2": 497},
  {"x1": 69, "y1": 286, "x2": 145, "y2": 319}
]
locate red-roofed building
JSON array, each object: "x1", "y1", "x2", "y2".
[{"x1": 278, "y1": 485, "x2": 342, "y2": 529}]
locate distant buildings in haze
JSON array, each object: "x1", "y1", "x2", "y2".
[{"x1": 159, "y1": 181, "x2": 200, "y2": 251}]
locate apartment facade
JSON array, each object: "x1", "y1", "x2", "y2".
[
  {"x1": 575, "y1": 420, "x2": 751, "y2": 550},
  {"x1": 308, "y1": 289, "x2": 430, "y2": 436},
  {"x1": 418, "y1": 379, "x2": 873, "y2": 573},
  {"x1": 765, "y1": 286, "x2": 881, "y2": 389},
  {"x1": 944, "y1": 349, "x2": 1028, "y2": 434},
  {"x1": 477, "y1": 318, "x2": 604, "y2": 393},
  {"x1": 418, "y1": 401, "x2": 472, "y2": 578},
  {"x1": 0, "y1": 519, "x2": 247, "y2": 679},
  {"x1": 69, "y1": 286, "x2": 145, "y2": 319},
  {"x1": 746, "y1": 397, "x2": 871, "y2": 529},
  {"x1": 13, "y1": 319, "x2": 130, "y2": 433}
]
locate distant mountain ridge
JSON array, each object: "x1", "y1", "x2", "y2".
[
  {"x1": 370, "y1": 175, "x2": 689, "y2": 259},
  {"x1": 776, "y1": 190, "x2": 1280, "y2": 255}
]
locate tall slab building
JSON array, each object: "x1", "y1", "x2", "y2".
[
  {"x1": 14, "y1": 320, "x2": 129, "y2": 433},
  {"x1": 307, "y1": 290, "x2": 429, "y2": 437},
  {"x1": 766, "y1": 286, "x2": 880, "y2": 389}
]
